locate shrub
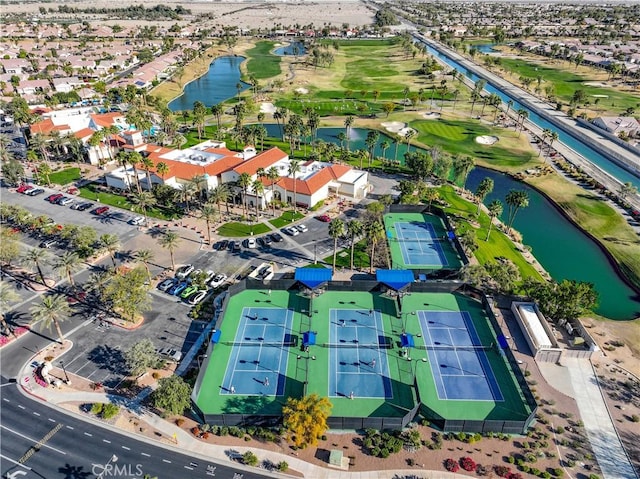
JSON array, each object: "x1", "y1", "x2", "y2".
[
  {"x1": 244, "y1": 436, "x2": 251, "y2": 441},
  {"x1": 101, "y1": 403, "x2": 119, "y2": 420},
  {"x1": 277, "y1": 461, "x2": 288, "y2": 472},
  {"x1": 554, "y1": 469, "x2": 564, "y2": 478},
  {"x1": 407, "y1": 458, "x2": 416, "y2": 466},
  {"x1": 476, "y1": 464, "x2": 489, "y2": 476},
  {"x1": 541, "y1": 472, "x2": 551, "y2": 479},
  {"x1": 494, "y1": 465, "x2": 511, "y2": 477},
  {"x1": 506, "y1": 473, "x2": 523, "y2": 479},
  {"x1": 444, "y1": 458, "x2": 459, "y2": 472},
  {"x1": 191, "y1": 427, "x2": 200, "y2": 436},
  {"x1": 242, "y1": 451, "x2": 258, "y2": 466},
  {"x1": 44, "y1": 355, "x2": 54, "y2": 362},
  {"x1": 507, "y1": 455, "x2": 515, "y2": 464},
  {"x1": 460, "y1": 456, "x2": 476, "y2": 471},
  {"x1": 175, "y1": 418, "x2": 185, "y2": 427},
  {"x1": 90, "y1": 403, "x2": 103, "y2": 415},
  {"x1": 555, "y1": 426, "x2": 565, "y2": 434},
  {"x1": 152, "y1": 371, "x2": 160, "y2": 379},
  {"x1": 631, "y1": 415, "x2": 640, "y2": 423}
]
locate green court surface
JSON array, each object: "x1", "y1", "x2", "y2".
[
  {"x1": 195, "y1": 287, "x2": 531, "y2": 425},
  {"x1": 384, "y1": 212, "x2": 464, "y2": 271}
]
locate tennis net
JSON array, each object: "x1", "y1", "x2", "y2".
[
  {"x1": 221, "y1": 340, "x2": 296, "y2": 347},
  {"x1": 417, "y1": 344, "x2": 492, "y2": 352},
  {"x1": 322, "y1": 342, "x2": 392, "y2": 349}
]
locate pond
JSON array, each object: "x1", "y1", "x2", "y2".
[
  {"x1": 168, "y1": 56, "x2": 250, "y2": 112},
  {"x1": 273, "y1": 41, "x2": 307, "y2": 56},
  {"x1": 262, "y1": 124, "x2": 639, "y2": 319}
]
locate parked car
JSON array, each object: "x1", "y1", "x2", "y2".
[
  {"x1": 209, "y1": 273, "x2": 228, "y2": 289},
  {"x1": 246, "y1": 237, "x2": 257, "y2": 249},
  {"x1": 175, "y1": 264, "x2": 194, "y2": 279},
  {"x1": 256, "y1": 237, "x2": 265, "y2": 248},
  {"x1": 283, "y1": 226, "x2": 299, "y2": 236},
  {"x1": 157, "y1": 278, "x2": 175, "y2": 292},
  {"x1": 270, "y1": 232, "x2": 283, "y2": 242},
  {"x1": 228, "y1": 241, "x2": 236, "y2": 251},
  {"x1": 26, "y1": 188, "x2": 45, "y2": 196},
  {"x1": 180, "y1": 284, "x2": 199, "y2": 299},
  {"x1": 317, "y1": 214, "x2": 331, "y2": 222},
  {"x1": 58, "y1": 197, "x2": 74, "y2": 206},
  {"x1": 74, "y1": 202, "x2": 94, "y2": 211},
  {"x1": 157, "y1": 347, "x2": 182, "y2": 362},
  {"x1": 188, "y1": 290, "x2": 208, "y2": 305},
  {"x1": 168, "y1": 281, "x2": 189, "y2": 296},
  {"x1": 295, "y1": 224, "x2": 309, "y2": 233},
  {"x1": 16, "y1": 184, "x2": 33, "y2": 194},
  {"x1": 39, "y1": 238, "x2": 58, "y2": 248},
  {"x1": 232, "y1": 241, "x2": 241, "y2": 252},
  {"x1": 263, "y1": 235, "x2": 273, "y2": 245},
  {"x1": 46, "y1": 193, "x2": 63, "y2": 203},
  {"x1": 128, "y1": 216, "x2": 145, "y2": 226},
  {"x1": 92, "y1": 206, "x2": 110, "y2": 215},
  {"x1": 257, "y1": 266, "x2": 272, "y2": 279},
  {"x1": 204, "y1": 270, "x2": 216, "y2": 283},
  {"x1": 217, "y1": 240, "x2": 229, "y2": 251}
]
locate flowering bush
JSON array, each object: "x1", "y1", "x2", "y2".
[
  {"x1": 0, "y1": 327, "x2": 29, "y2": 346},
  {"x1": 460, "y1": 456, "x2": 476, "y2": 471},
  {"x1": 444, "y1": 458, "x2": 459, "y2": 472},
  {"x1": 494, "y1": 465, "x2": 511, "y2": 477},
  {"x1": 506, "y1": 473, "x2": 523, "y2": 479}
]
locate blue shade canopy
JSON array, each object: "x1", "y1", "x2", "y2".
[
  {"x1": 211, "y1": 330, "x2": 222, "y2": 343},
  {"x1": 497, "y1": 334, "x2": 509, "y2": 349},
  {"x1": 400, "y1": 333, "x2": 415, "y2": 348},
  {"x1": 376, "y1": 269, "x2": 414, "y2": 291},
  {"x1": 303, "y1": 331, "x2": 317, "y2": 346},
  {"x1": 295, "y1": 268, "x2": 332, "y2": 289}
]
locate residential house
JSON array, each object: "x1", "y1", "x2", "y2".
[{"x1": 592, "y1": 116, "x2": 640, "y2": 138}]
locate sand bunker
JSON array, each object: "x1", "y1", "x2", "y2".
[
  {"x1": 381, "y1": 121, "x2": 406, "y2": 133},
  {"x1": 423, "y1": 112, "x2": 441, "y2": 119},
  {"x1": 295, "y1": 87, "x2": 309, "y2": 95},
  {"x1": 475, "y1": 135, "x2": 499, "y2": 145},
  {"x1": 398, "y1": 127, "x2": 417, "y2": 138},
  {"x1": 260, "y1": 102, "x2": 277, "y2": 114},
  {"x1": 584, "y1": 81, "x2": 609, "y2": 87}
]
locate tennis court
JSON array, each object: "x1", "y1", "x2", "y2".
[
  {"x1": 417, "y1": 310, "x2": 503, "y2": 401},
  {"x1": 327, "y1": 308, "x2": 392, "y2": 399},
  {"x1": 221, "y1": 307, "x2": 294, "y2": 396}
]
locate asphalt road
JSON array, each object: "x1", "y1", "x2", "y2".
[{"x1": 0, "y1": 378, "x2": 274, "y2": 479}]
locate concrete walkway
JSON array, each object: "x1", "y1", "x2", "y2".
[{"x1": 543, "y1": 358, "x2": 638, "y2": 479}]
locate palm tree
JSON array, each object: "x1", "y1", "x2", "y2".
[
  {"x1": 156, "y1": 162, "x2": 169, "y2": 181},
  {"x1": 159, "y1": 230, "x2": 181, "y2": 271},
  {"x1": 180, "y1": 181, "x2": 198, "y2": 213},
  {"x1": 100, "y1": 234, "x2": 121, "y2": 268},
  {"x1": 140, "y1": 157, "x2": 155, "y2": 190},
  {"x1": 251, "y1": 179, "x2": 265, "y2": 224},
  {"x1": 238, "y1": 172, "x2": 252, "y2": 218},
  {"x1": 379, "y1": 140, "x2": 390, "y2": 160},
  {"x1": 328, "y1": 218, "x2": 345, "y2": 274},
  {"x1": 453, "y1": 155, "x2": 475, "y2": 188},
  {"x1": 21, "y1": 248, "x2": 49, "y2": 284},
  {"x1": 505, "y1": 190, "x2": 529, "y2": 230},
  {"x1": 539, "y1": 128, "x2": 551, "y2": 157},
  {"x1": 346, "y1": 220, "x2": 363, "y2": 270},
  {"x1": 200, "y1": 204, "x2": 218, "y2": 245},
  {"x1": 474, "y1": 178, "x2": 494, "y2": 215},
  {"x1": 365, "y1": 130, "x2": 379, "y2": 167},
  {"x1": 486, "y1": 200, "x2": 503, "y2": 241},
  {"x1": 0, "y1": 283, "x2": 20, "y2": 336},
  {"x1": 404, "y1": 129, "x2": 416, "y2": 153},
  {"x1": 30, "y1": 294, "x2": 71, "y2": 344},
  {"x1": 131, "y1": 191, "x2": 157, "y2": 225},
  {"x1": 52, "y1": 252, "x2": 82, "y2": 287},
  {"x1": 423, "y1": 187, "x2": 440, "y2": 210},
  {"x1": 266, "y1": 167, "x2": 280, "y2": 217},
  {"x1": 135, "y1": 249, "x2": 155, "y2": 283},
  {"x1": 211, "y1": 104, "x2": 224, "y2": 134},
  {"x1": 209, "y1": 183, "x2": 231, "y2": 218},
  {"x1": 548, "y1": 131, "x2": 559, "y2": 155},
  {"x1": 343, "y1": 115, "x2": 354, "y2": 152},
  {"x1": 288, "y1": 160, "x2": 301, "y2": 214},
  {"x1": 365, "y1": 221, "x2": 385, "y2": 274}
]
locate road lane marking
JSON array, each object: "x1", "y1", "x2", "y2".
[
  {"x1": 32, "y1": 412, "x2": 40, "y2": 416},
  {"x1": 0, "y1": 424, "x2": 66, "y2": 456},
  {"x1": 18, "y1": 404, "x2": 25, "y2": 409},
  {"x1": 162, "y1": 459, "x2": 171, "y2": 463},
  {"x1": 84, "y1": 432, "x2": 92, "y2": 437},
  {"x1": 66, "y1": 426, "x2": 74, "y2": 430},
  {"x1": 103, "y1": 439, "x2": 111, "y2": 444},
  {"x1": 2, "y1": 397, "x2": 10, "y2": 401},
  {"x1": 0, "y1": 454, "x2": 32, "y2": 470},
  {"x1": 121, "y1": 446, "x2": 130, "y2": 450},
  {"x1": 184, "y1": 466, "x2": 194, "y2": 470},
  {"x1": 140, "y1": 452, "x2": 150, "y2": 457}
]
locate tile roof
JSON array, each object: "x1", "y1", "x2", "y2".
[
  {"x1": 90, "y1": 112, "x2": 125, "y2": 128},
  {"x1": 232, "y1": 147, "x2": 288, "y2": 175},
  {"x1": 275, "y1": 164, "x2": 353, "y2": 196},
  {"x1": 144, "y1": 149, "x2": 244, "y2": 181}
]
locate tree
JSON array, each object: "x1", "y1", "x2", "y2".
[
  {"x1": 343, "y1": 115, "x2": 354, "y2": 152},
  {"x1": 346, "y1": 220, "x2": 363, "y2": 270},
  {"x1": 124, "y1": 338, "x2": 158, "y2": 376},
  {"x1": 453, "y1": 155, "x2": 475, "y2": 188},
  {"x1": 618, "y1": 182, "x2": 638, "y2": 201},
  {"x1": 404, "y1": 151, "x2": 433, "y2": 181},
  {"x1": 131, "y1": 191, "x2": 157, "y2": 225},
  {"x1": 200, "y1": 204, "x2": 218, "y2": 245},
  {"x1": 266, "y1": 167, "x2": 280, "y2": 217},
  {"x1": 0, "y1": 227, "x2": 20, "y2": 266},
  {"x1": 52, "y1": 252, "x2": 82, "y2": 287},
  {"x1": 0, "y1": 283, "x2": 20, "y2": 336},
  {"x1": 1, "y1": 158, "x2": 25, "y2": 186},
  {"x1": 365, "y1": 220, "x2": 385, "y2": 273},
  {"x1": 282, "y1": 394, "x2": 332, "y2": 448},
  {"x1": 523, "y1": 278, "x2": 598, "y2": 321},
  {"x1": 152, "y1": 375, "x2": 192, "y2": 415},
  {"x1": 156, "y1": 162, "x2": 169, "y2": 180},
  {"x1": 251, "y1": 179, "x2": 264, "y2": 224},
  {"x1": 135, "y1": 249, "x2": 155, "y2": 283},
  {"x1": 505, "y1": 189, "x2": 529, "y2": 230},
  {"x1": 288, "y1": 159, "x2": 302, "y2": 213},
  {"x1": 485, "y1": 200, "x2": 503, "y2": 241},
  {"x1": 474, "y1": 178, "x2": 494, "y2": 215},
  {"x1": 328, "y1": 218, "x2": 345, "y2": 274},
  {"x1": 159, "y1": 231, "x2": 181, "y2": 271},
  {"x1": 210, "y1": 103, "x2": 224, "y2": 134},
  {"x1": 30, "y1": 294, "x2": 71, "y2": 344},
  {"x1": 102, "y1": 266, "x2": 151, "y2": 322},
  {"x1": 238, "y1": 172, "x2": 252, "y2": 218},
  {"x1": 21, "y1": 247, "x2": 49, "y2": 284},
  {"x1": 99, "y1": 234, "x2": 121, "y2": 268}
]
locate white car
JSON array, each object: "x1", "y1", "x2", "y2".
[
  {"x1": 283, "y1": 226, "x2": 299, "y2": 236},
  {"x1": 246, "y1": 238, "x2": 257, "y2": 249},
  {"x1": 176, "y1": 264, "x2": 195, "y2": 279},
  {"x1": 157, "y1": 278, "x2": 175, "y2": 292},
  {"x1": 188, "y1": 290, "x2": 208, "y2": 305},
  {"x1": 204, "y1": 270, "x2": 215, "y2": 283},
  {"x1": 129, "y1": 216, "x2": 145, "y2": 226},
  {"x1": 157, "y1": 347, "x2": 182, "y2": 362},
  {"x1": 295, "y1": 224, "x2": 308, "y2": 233},
  {"x1": 209, "y1": 273, "x2": 228, "y2": 289}
]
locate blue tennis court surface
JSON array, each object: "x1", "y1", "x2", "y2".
[
  {"x1": 222, "y1": 307, "x2": 294, "y2": 396},
  {"x1": 417, "y1": 311, "x2": 503, "y2": 401},
  {"x1": 394, "y1": 221, "x2": 448, "y2": 266},
  {"x1": 328, "y1": 309, "x2": 392, "y2": 399}
]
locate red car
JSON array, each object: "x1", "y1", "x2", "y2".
[
  {"x1": 317, "y1": 214, "x2": 331, "y2": 222},
  {"x1": 46, "y1": 193, "x2": 63, "y2": 203},
  {"x1": 93, "y1": 206, "x2": 110, "y2": 215},
  {"x1": 16, "y1": 184, "x2": 33, "y2": 194}
]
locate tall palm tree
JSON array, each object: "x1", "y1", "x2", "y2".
[
  {"x1": 343, "y1": 115, "x2": 354, "y2": 152},
  {"x1": 0, "y1": 283, "x2": 20, "y2": 336},
  {"x1": 140, "y1": 157, "x2": 155, "y2": 190},
  {"x1": 505, "y1": 190, "x2": 529, "y2": 230},
  {"x1": 548, "y1": 131, "x2": 559, "y2": 155},
  {"x1": 346, "y1": 219, "x2": 363, "y2": 270},
  {"x1": 365, "y1": 221, "x2": 385, "y2": 274},
  {"x1": 21, "y1": 248, "x2": 49, "y2": 284},
  {"x1": 100, "y1": 234, "x2": 121, "y2": 268},
  {"x1": 486, "y1": 200, "x2": 503, "y2": 241},
  {"x1": 159, "y1": 231, "x2": 181, "y2": 271},
  {"x1": 266, "y1": 167, "x2": 280, "y2": 217},
  {"x1": 251, "y1": 179, "x2": 265, "y2": 223},
  {"x1": 30, "y1": 294, "x2": 71, "y2": 344},
  {"x1": 200, "y1": 203, "x2": 218, "y2": 245},
  {"x1": 156, "y1": 162, "x2": 169, "y2": 181},
  {"x1": 404, "y1": 129, "x2": 416, "y2": 153},
  {"x1": 211, "y1": 104, "x2": 224, "y2": 134},
  {"x1": 131, "y1": 191, "x2": 157, "y2": 225},
  {"x1": 328, "y1": 218, "x2": 345, "y2": 274},
  {"x1": 453, "y1": 155, "x2": 475, "y2": 188},
  {"x1": 379, "y1": 140, "x2": 390, "y2": 160},
  {"x1": 135, "y1": 249, "x2": 155, "y2": 283},
  {"x1": 52, "y1": 252, "x2": 82, "y2": 287},
  {"x1": 180, "y1": 181, "x2": 198, "y2": 213},
  {"x1": 474, "y1": 178, "x2": 494, "y2": 216},
  {"x1": 539, "y1": 128, "x2": 551, "y2": 157},
  {"x1": 288, "y1": 160, "x2": 301, "y2": 214},
  {"x1": 237, "y1": 172, "x2": 252, "y2": 218},
  {"x1": 209, "y1": 183, "x2": 231, "y2": 218}
]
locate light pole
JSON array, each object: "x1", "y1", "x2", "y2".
[
  {"x1": 401, "y1": 311, "x2": 416, "y2": 332},
  {"x1": 408, "y1": 357, "x2": 428, "y2": 383},
  {"x1": 314, "y1": 241, "x2": 318, "y2": 264},
  {"x1": 198, "y1": 354, "x2": 208, "y2": 368},
  {"x1": 97, "y1": 454, "x2": 118, "y2": 479},
  {"x1": 60, "y1": 360, "x2": 70, "y2": 385}
]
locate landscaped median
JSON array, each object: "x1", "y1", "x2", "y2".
[{"x1": 78, "y1": 184, "x2": 179, "y2": 220}]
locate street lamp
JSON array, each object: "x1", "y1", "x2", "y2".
[
  {"x1": 408, "y1": 357, "x2": 428, "y2": 383},
  {"x1": 198, "y1": 354, "x2": 208, "y2": 368},
  {"x1": 60, "y1": 360, "x2": 70, "y2": 385},
  {"x1": 97, "y1": 454, "x2": 118, "y2": 479},
  {"x1": 314, "y1": 241, "x2": 318, "y2": 264},
  {"x1": 401, "y1": 311, "x2": 416, "y2": 332}
]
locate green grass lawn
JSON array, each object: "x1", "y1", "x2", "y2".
[
  {"x1": 48, "y1": 167, "x2": 81, "y2": 185},
  {"x1": 323, "y1": 239, "x2": 371, "y2": 271},
  {"x1": 438, "y1": 185, "x2": 543, "y2": 282},
  {"x1": 268, "y1": 210, "x2": 304, "y2": 228},
  {"x1": 245, "y1": 41, "x2": 281, "y2": 80},
  {"x1": 78, "y1": 185, "x2": 178, "y2": 220},
  {"x1": 216, "y1": 221, "x2": 271, "y2": 237},
  {"x1": 499, "y1": 58, "x2": 640, "y2": 114}
]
